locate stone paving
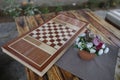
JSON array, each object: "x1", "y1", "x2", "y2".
[
  {"x1": 0, "y1": 22, "x2": 18, "y2": 66},
  {"x1": 0, "y1": 22, "x2": 27, "y2": 80}
]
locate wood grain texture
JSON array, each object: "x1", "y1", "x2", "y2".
[
  {"x1": 41, "y1": 13, "x2": 56, "y2": 22},
  {"x1": 24, "y1": 36, "x2": 41, "y2": 46},
  {"x1": 26, "y1": 16, "x2": 38, "y2": 30},
  {"x1": 15, "y1": 16, "x2": 29, "y2": 36},
  {"x1": 34, "y1": 14, "x2": 44, "y2": 25},
  {"x1": 15, "y1": 9, "x2": 120, "y2": 80},
  {"x1": 47, "y1": 65, "x2": 63, "y2": 80}
]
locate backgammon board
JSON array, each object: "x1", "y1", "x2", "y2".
[{"x1": 2, "y1": 14, "x2": 88, "y2": 76}]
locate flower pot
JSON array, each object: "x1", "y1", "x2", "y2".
[{"x1": 78, "y1": 50, "x2": 96, "y2": 60}]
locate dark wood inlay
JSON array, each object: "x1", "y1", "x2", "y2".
[{"x1": 10, "y1": 39, "x2": 51, "y2": 65}]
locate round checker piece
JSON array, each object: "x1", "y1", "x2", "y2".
[{"x1": 29, "y1": 21, "x2": 76, "y2": 50}]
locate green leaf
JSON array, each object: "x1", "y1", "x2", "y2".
[{"x1": 55, "y1": 6, "x2": 63, "y2": 12}]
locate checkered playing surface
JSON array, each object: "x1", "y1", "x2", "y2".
[{"x1": 29, "y1": 21, "x2": 76, "y2": 50}]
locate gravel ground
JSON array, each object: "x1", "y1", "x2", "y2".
[{"x1": 0, "y1": 22, "x2": 27, "y2": 80}]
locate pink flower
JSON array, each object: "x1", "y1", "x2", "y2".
[{"x1": 93, "y1": 37, "x2": 101, "y2": 46}]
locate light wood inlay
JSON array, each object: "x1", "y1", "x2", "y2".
[
  {"x1": 24, "y1": 36, "x2": 57, "y2": 55},
  {"x1": 24, "y1": 36, "x2": 41, "y2": 46}
]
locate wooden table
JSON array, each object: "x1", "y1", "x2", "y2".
[{"x1": 15, "y1": 9, "x2": 120, "y2": 80}]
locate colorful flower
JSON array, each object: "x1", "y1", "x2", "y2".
[
  {"x1": 75, "y1": 30, "x2": 109, "y2": 56},
  {"x1": 104, "y1": 47, "x2": 109, "y2": 54},
  {"x1": 75, "y1": 37, "x2": 80, "y2": 43},
  {"x1": 87, "y1": 42, "x2": 93, "y2": 48},
  {"x1": 89, "y1": 32, "x2": 95, "y2": 38},
  {"x1": 98, "y1": 49, "x2": 104, "y2": 55},
  {"x1": 78, "y1": 42, "x2": 82, "y2": 48},
  {"x1": 90, "y1": 48, "x2": 96, "y2": 53},
  {"x1": 93, "y1": 37, "x2": 101, "y2": 46},
  {"x1": 96, "y1": 43, "x2": 103, "y2": 50}
]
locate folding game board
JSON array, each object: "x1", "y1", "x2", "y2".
[{"x1": 2, "y1": 14, "x2": 88, "y2": 76}]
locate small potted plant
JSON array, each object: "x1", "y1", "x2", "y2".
[{"x1": 75, "y1": 30, "x2": 109, "y2": 60}]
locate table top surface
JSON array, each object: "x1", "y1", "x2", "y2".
[{"x1": 14, "y1": 9, "x2": 120, "y2": 80}]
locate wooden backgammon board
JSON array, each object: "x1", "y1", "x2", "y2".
[{"x1": 2, "y1": 14, "x2": 88, "y2": 76}]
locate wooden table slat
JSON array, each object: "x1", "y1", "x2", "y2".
[
  {"x1": 15, "y1": 16, "x2": 29, "y2": 36},
  {"x1": 26, "y1": 16, "x2": 38, "y2": 30},
  {"x1": 34, "y1": 14, "x2": 44, "y2": 25},
  {"x1": 47, "y1": 65, "x2": 63, "y2": 80},
  {"x1": 41, "y1": 13, "x2": 56, "y2": 22},
  {"x1": 70, "y1": 10, "x2": 87, "y2": 21},
  {"x1": 59, "y1": 67, "x2": 81, "y2": 80}
]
